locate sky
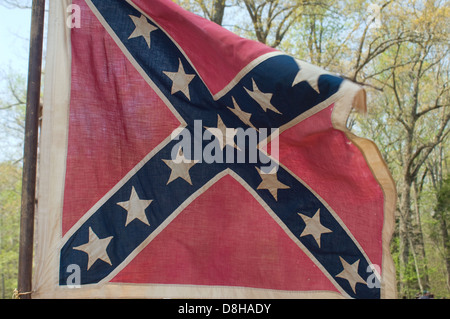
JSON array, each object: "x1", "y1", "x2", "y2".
[
  {"x1": 0, "y1": 4, "x2": 33, "y2": 161},
  {"x1": 0, "y1": 5, "x2": 33, "y2": 77}
]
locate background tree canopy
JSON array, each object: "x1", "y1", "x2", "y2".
[{"x1": 0, "y1": 0, "x2": 448, "y2": 298}]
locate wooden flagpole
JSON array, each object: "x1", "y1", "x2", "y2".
[{"x1": 17, "y1": 0, "x2": 46, "y2": 299}]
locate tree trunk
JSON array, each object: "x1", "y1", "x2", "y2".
[
  {"x1": 398, "y1": 178, "x2": 412, "y2": 297},
  {"x1": 438, "y1": 211, "x2": 450, "y2": 291},
  {"x1": 211, "y1": 0, "x2": 225, "y2": 25},
  {"x1": 412, "y1": 180, "x2": 430, "y2": 291}
]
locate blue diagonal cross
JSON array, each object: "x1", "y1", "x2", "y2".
[{"x1": 59, "y1": 0, "x2": 380, "y2": 298}]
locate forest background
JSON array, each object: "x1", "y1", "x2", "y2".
[{"x1": 0, "y1": 0, "x2": 448, "y2": 299}]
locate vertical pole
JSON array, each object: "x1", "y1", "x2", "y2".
[{"x1": 17, "y1": 0, "x2": 46, "y2": 299}]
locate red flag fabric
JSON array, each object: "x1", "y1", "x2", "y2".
[{"x1": 34, "y1": 0, "x2": 396, "y2": 298}]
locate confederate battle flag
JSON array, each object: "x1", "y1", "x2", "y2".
[{"x1": 33, "y1": 0, "x2": 396, "y2": 298}]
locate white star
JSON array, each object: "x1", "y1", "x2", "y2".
[
  {"x1": 335, "y1": 257, "x2": 367, "y2": 294},
  {"x1": 117, "y1": 186, "x2": 153, "y2": 226},
  {"x1": 128, "y1": 14, "x2": 157, "y2": 48},
  {"x1": 162, "y1": 147, "x2": 199, "y2": 185},
  {"x1": 256, "y1": 167, "x2": 290, "y2": 201},
  {"x1": 292, "y1": 59, "x2": 331, "y2": 94},
  {"x1": 73, "y1": 227, "x2": 113, "y2": 270},
  {"x1": 245, "y1": 78, "x2": 281, "y2": 114},
  {"x1": 298, "y1": 209, "x2": 332, "y2": 248},
  {"x1": 228, "y1": 97, "x2": 256, "y2": 129},
  {"x1": 163, "y1": 59, "x2": 196, "y2": 100},
  {"x1": 205, "y1": 115, "x2": 239, "y2": 150}
]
